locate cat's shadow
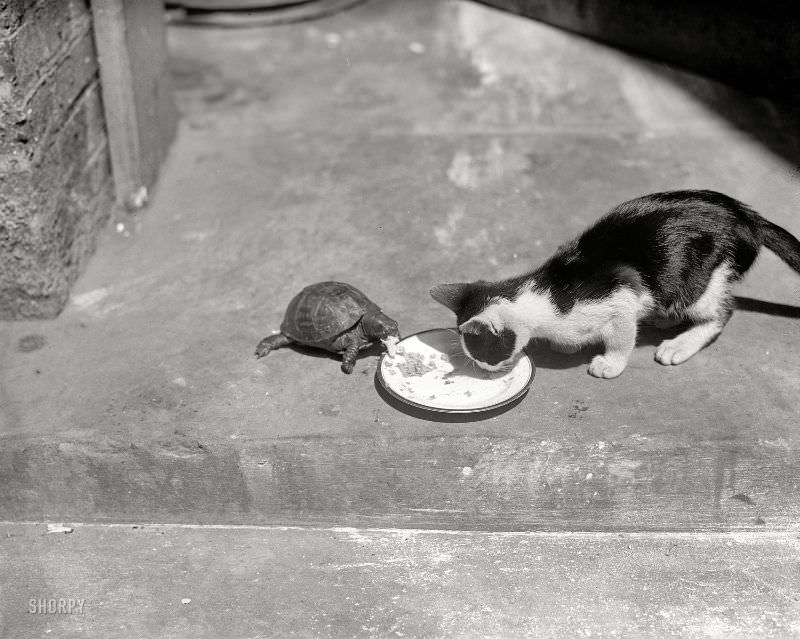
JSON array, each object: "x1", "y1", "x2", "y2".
[
  {"x1": 524, "y1": 341, "x2": 592, "y2": 370},
  {"x1": 733, "y1": 295, "x2": 800, "y2": 319},
  {"x1": 528, "y1": 330, "x2": 665, "y2": 369},
  {"x1": 524, "y1": 323, "x2": 684, "y2": 369},
  {"x1": 528, "y1": 295, "x2": 800, "y2": 369}
]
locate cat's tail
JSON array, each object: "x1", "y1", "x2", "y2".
[{"x1": 760, "y1": 218, "x2": 800, "y2": 274}]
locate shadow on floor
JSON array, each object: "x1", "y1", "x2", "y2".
[
  {"x1": 523, "y1": 294, "x2": 800, "y2": 372},
  {"x1": 647, "y1": 63, "x2": 800, "y2": 170},
  {"x1": 481, "y1": 1, "x2": 800, "y2": 169},
  {"x1": 733, "y1": 296, "x2": 800, "y2": 319},
  {"x1": 254, "y1": 341, "x2": 385, "y2": 374}
]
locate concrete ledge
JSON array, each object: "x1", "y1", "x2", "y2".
[
  {"x1": 1, "y1": 522, "x2": 798, "y2": 637},
  {"x1": 1, "y1": 433, "x2": 797, "y2": 531}
]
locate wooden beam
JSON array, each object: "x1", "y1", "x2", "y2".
[{"x1": 91, "y1": 0, "x2": 177, "y2": 210}]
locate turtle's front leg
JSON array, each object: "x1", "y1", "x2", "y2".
[
  {"x1": 340, "y1": 341, "x2": 361, "y2": 374},
  {"x1": 255, "y1": 333, "x2": 294, "y2": 358}
]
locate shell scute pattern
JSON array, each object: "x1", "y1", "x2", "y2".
[{"x1": 280, "y1": 282, "x2": 379, "y2": 346}]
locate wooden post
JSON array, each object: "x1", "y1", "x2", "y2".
[{"x1": 91, "y1": 0, "x2": 178, "y2": 210}]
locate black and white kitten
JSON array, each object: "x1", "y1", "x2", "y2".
[{"x1": 431, "y1": 190, "x2": 800, "y2": 379}]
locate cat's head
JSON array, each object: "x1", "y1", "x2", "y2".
[{"x1": 430, "y1": 281, "x2": 525, "y2": 371}]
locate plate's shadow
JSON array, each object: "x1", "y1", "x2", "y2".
[
  {"x1": 254, "y1": 340, "x2": 385, "y2": 372},
  {"x1": 523, "y1": 322, "x2": 686, "y2": 371},
  {"x1": 373, "y1": 373, "x2": 531, "y2": 422}
]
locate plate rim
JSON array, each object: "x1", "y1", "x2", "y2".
[{"x1": 376, "y1": 327, "x2": 535, "y2": 414}]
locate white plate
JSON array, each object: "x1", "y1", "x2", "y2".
[{"x1": 377, "y1": 328, "x2": 535, "y2": 413}]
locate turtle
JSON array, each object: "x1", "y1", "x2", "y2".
[{"x1": 255, "y1": 281, "x2": 400, "y2": 374}]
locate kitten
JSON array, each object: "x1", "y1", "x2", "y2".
[{"x1": 431, "y1": 190, "x2": 800, "y2": 379}]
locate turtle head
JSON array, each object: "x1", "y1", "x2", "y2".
[{"x1": 362, "y1": 311, "x2": 400, "y2": 342}]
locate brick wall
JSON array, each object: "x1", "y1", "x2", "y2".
[{"x1": 0, "y1": 0, "x2": 113, "y2": 319}]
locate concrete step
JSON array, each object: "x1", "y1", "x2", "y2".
[
  {"x1": 2, "y1": 0, "x2": 798, "y2": 534},
  {"x1": 1, "y1": 432, "x2": 796, "y2": 531},
  {"x1": 1, "y1": 522, "x2": 798, "y2": 638}
]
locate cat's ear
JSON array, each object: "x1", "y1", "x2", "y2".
[{"x1": 430, "y1": 283, "x2": 470, "y2": 314}]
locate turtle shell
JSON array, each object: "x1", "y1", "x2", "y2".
[{"x1": 280, "y1": 281, "x2": 380, "y2": 349}]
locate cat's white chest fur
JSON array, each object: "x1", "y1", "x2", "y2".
[{"x1": 508, "y1": 287, "x2": 656, "y2": 350}]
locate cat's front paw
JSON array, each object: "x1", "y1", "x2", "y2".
[
  {"x1": 588, "y1": 354, "x2": 627, "y2": 379},
  {"x1": 655, "y1": 338, "x2": 697, "y2": 366}
]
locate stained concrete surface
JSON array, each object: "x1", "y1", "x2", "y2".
[
  {"x1": 1, "y1": 0, "x2": 800, "y2": 636},
  {"x1": 2, "y1": 523, "x2": 800, "y2": 638}
]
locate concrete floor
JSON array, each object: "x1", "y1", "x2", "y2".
[{"x1": 2, "y1": 0, "x2": 800, "y2": 636}]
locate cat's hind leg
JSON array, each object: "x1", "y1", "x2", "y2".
[
  {"x1": 655, "y1": 263, "x2": 734, "y2": 366},
  {"x1": 654, "y1": 311, "x2": 731, "y2": 365}
]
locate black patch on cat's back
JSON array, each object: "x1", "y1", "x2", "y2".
[
  {"x1": 533, "y1": 238, "x2": 644, "y2": 314},
  {"x1": 531, "y1": 190, "x2": 765, "y2": 313}
]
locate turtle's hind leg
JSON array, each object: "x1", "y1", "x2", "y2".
[{"x1": 255, "y1": 333, "x2": 293, "y2": 358}]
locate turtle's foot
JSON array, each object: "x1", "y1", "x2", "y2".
[
  {"x1": 255, "y1": 333, "x2": 292, "y2": 358},
  {"x1": 254, "y1": 341, "x2": 271, "y2": 358},
  {"x1": 340, "y1": 342, "x2": 360, "y2": 374}
]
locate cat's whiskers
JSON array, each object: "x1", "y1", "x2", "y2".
[{"x1": 447, "y1": 338, "x2": 467, "y2": 357}]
